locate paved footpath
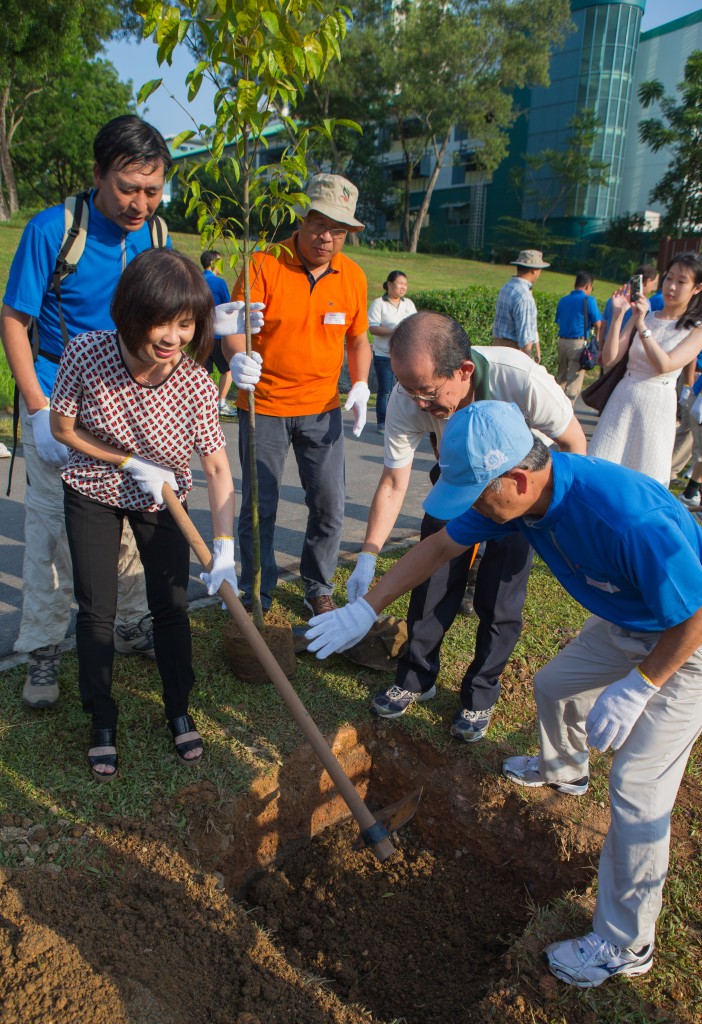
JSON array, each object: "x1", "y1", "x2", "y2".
[{"x1": 0, "y1": 410, "x2": 435, "y2": 664}]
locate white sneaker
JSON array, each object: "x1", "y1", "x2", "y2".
[
  {"x1": 218, "y1": 400, "x2": 236, "y2": 417},
  {"x1": 679, "y1": 491, "x2": 701, "y2": 508},
  {"x1": 0, "y1": 442, "x2": 10, "y2": 458},
  {"x1": 502, "y1": 754, "x2": 589, "y2": 796},
  {"x1": 544, "y1": 930, "x2": 653, "y2": 988}
]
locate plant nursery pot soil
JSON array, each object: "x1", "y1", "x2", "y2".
[{"x1": 223, "y1": 610, "x2": 296, "y2": 683}]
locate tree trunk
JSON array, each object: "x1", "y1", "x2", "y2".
[
  {"x1": 402, "y1": 160, "x2": 413, "y2": 249},
  {"x1": 409, "y1": 130, "x2": 450, "y2": 254},
  {"x1": 0, "y1": 84, "x2": 19, "y2": 215}
]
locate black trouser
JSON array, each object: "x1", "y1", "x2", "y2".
[
  {"x1": 64, "y1": 485, "x2": 194, "y2": 731},
  {"x1": 395, "y1": 511, "x2": 533, "y2": 711}
]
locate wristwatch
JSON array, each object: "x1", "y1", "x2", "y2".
[{"x1": 640, "y1": 328, "x2": 652, "y2": 339}]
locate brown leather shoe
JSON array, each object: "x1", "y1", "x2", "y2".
[{"x1": 304, "y1": 594, "x2": 337, "y2": 616}]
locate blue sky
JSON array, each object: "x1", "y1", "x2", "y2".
[{"x1": 104, "y1": 0, "x2": 702, "y2": 138}]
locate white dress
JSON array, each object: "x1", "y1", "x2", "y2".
[{"x1": 588, "y1": 312, "x2": 693, "y2": 486}]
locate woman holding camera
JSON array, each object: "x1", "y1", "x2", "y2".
[{"x1": 588, "y1": 252, "x2": 702, "y2": 486}]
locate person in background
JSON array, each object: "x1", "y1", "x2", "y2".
[
  {"x1": 50, "y1": 249, "x2": 238, "y2": 780},
  {"x1": 598, "y1": 264, "x2": 662, "y2": 344},
  {"x1": 588, "y1": 252, "x2": 702, "y2": 486},
  {"x1": 222, "y1": 173, "x2": 371, "y2": 616},
  {"x1": 306, "y1": 400, "x2": 702, "y2": 991},
  {"x1": 201, "y1": 250, "x2": 236, "y2": 417},
  {"x1": 554, "y1": 271, "x2": 603, "y2": 403},
  {"x1": 678, "y1": 358, "x2": 702, "y2": 507},
  {"x1": 0, "y1": 115, "x2": 173, "y2": 709},
  {"x1": 368, "y1": 271, "x2": 417, "y2": 433},
  {"x1": 492, "y1": 249, "x2": 549, "y2": 363}
]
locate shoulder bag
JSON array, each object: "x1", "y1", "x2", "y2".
[{"x1": 581, "y1": 330, "x2": 636, "y2": 413}]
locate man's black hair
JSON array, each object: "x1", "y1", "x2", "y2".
[
  {"x1": 93, "y1": 115, "x2": 172, "y2": 176},
  {"x1": 574, "y1": 270, "x2": 594, "y2": 289},
  {"x1": 200, "y1": 250, "x2": 221, "y2": 270},
  {"x1": 390, "y1": 310, "x2": 471, "y2": 378}
]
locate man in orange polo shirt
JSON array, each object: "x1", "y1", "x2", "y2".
[{"x1": 225, "y1": 174, "x2": 371, "y2": 615}]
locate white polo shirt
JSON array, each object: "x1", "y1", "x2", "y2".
[
  {"x1": 368, "y1": 294, "x2": 418, "y2": 357},
  {"x1": 384, "y1": 345, "x2": 573, "y2": 469}
]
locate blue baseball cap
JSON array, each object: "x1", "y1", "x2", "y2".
[{"x1": 423, "y1": 401, "x2": 535, "y2": 520}]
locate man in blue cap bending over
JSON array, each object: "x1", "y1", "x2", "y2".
[{"x1": 305, "y1": 400, "x2": 702, "y2": 989}]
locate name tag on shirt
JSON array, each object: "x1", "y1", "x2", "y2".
[{"x1": 324, "y1": 312, "x2": 347, "y2": 325}]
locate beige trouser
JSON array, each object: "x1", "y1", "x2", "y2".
[
  {"x1": 534, "y1": 615, "x2": 702, "y2": 948},
  {"x1": 556, "y1": 337, "x2": 586, "y2": 403},
  {"x1": 15, "y1": 399, "x2": 149, "y2": 654}
]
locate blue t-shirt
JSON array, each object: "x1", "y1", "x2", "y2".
[
  {"x1": 446, "y1": 452, "x2": 702, "y2": 632},
  {"x1": 601, "y1": 291, "x2": 664, "y2": 336},
  {"x1": 554, "y1": 290, "x2": 601, "y2": 338},
  {"x1": 3, "y1": 191, "x2": 171, "y2": 397},
  {"x1": 203, "y1": 268, "x2": 230, "y2": 340}
]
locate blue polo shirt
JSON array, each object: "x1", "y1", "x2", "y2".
[
  {"x1": 554, "y1": 290, "x2": 601, "y2": 338},
  {"x1": 203, "y1": 268, "x2": 231, "y2": 340},
  {"x1": 3, "y1": 191, "x2": 171, "y2": 397},
  {"x1": 445, "y1": 453, "x2": 702, "y2": 632}
]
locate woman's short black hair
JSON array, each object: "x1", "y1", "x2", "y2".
[
  {"x1": 383, "y1": 269, "x2": 408, "y2": 292},
  {"x1": 93, "y1": 115, "x2": 173, "y2": 176},
  {"x1": 111, "y1": 249, "x2": 214, "y2": 365}
]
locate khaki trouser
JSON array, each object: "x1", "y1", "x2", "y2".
[
  {"x1": 556, "y1": 336, "x2": 586, "y2": 403},
  {"x1": 534, "y1": 615, "x2": 702, "y2": 948},
  {"x1": 15, "y1": 399, "x2": 149, "y2": 654}
]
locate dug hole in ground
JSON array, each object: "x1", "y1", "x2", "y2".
[{"x1": 0, "y1": 662, "x2": 699, "y2": 1024}]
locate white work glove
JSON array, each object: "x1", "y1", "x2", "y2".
[
  {"x1": 585, "y1": 667, "x2": 658, "y2": 752},
  {"x1": 120, "y1": 454, "x2": 177, "y2": 506},
  {"x1": 231, "y1": 350, "x2": 263, "y2": 392},
  {"x1": 28, "y1": 405, "x2": 69, "y2": 466},
  {"x1": 346, "y1": 552, "x2": 377, "y2": 602},
  {"x1": 213, "y1": 301, "x2": 265, "y2": 336},
  {"x1": 691, "y1": 391, "x2": 702, "y2": 425},
  {"x1": 344, "y1": 381, "x2": 371, "y2": 438},
  {"x1": 680, "y1": 385, "x2": 692, "y2": 405},
  {"x1": 305, "y1": 597, "x2": 377, "y2": 659},
  {"x1": 200, "y1": 537, "x2": 238, "y2": 607}
]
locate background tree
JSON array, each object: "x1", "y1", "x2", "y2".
[
  {"x1": 0, "y1": 0, "x2": 121, "y2": 218},
  {"x1": 12, "y1": 56, "x2": 134, "y2": 209},
  {"x1": 638, "y1": 50, "x2": 702, "y2": 238},
  {"x1": 371, "y1": 0, "x2": 572, "y2": 252},
  {"x1": 521, "y1": 107, "x2": 610, "y2": 233},
  {"x1": 136, "y1": 0, "x2": 355, "y2": 628}
]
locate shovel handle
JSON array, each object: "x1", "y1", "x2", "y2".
[{"x1": 161, "y1": 485, "x2": 395, "y2": 861}]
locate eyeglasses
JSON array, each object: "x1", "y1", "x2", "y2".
[
  {"x1": 304, "y1": 219, "x2": 348, "y2": 240},
  {"x1": 396, "y1": 378, "x2": 450, "y2": 404}
]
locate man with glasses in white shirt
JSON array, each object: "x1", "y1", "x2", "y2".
[{"x1": 343, "y1": 310, "x2": 586, "y2": 740}]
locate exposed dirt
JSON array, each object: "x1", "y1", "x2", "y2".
[{"x1": 0, "y1": 717, "x2": 698, "y2": 1024}]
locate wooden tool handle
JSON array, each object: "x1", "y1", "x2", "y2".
[{"x1": 161, "y1": 485, "x2": 395, "y2": 860}]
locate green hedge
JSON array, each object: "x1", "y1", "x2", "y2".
[{"x1": 413, "y1": 286, "x2": 559, "y2": 377}]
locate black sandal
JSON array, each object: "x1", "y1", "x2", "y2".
[
  {"x1": 88, "y1": 727, "x2": 118, "y2": 782},
  {"x1": 168, "y1": 713, "x2": 204, "y2": 764}
]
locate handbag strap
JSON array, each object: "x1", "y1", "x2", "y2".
[{"x1": 583, "y1": 295, "x2": 589, "y2": 338}]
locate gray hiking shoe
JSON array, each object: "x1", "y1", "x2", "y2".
[
  {"x1": 22, "y1": 645, "x2": 60, "y2": 708},
  {"x1": 502, "y1": 754, "x2": 589, "y2": 796},
  {"x1": 114, "y1": 615, "x2": 156, "y2": 658}
]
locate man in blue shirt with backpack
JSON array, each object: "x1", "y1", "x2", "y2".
[
  {"x1": 306, "y1": 400, "x2": 702, "y2": 990},
  {"x1": 1, "y1": 116, "x2": 173, "y2": 708},
  {"x1": 554, "y1": 270, "x2": 602, "y2": 403}
]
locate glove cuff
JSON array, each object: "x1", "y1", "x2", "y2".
[
  {"x1": 358, "y1": 551, "x2": 377, "y2": 566},
  {"x1": 356, "y1": 597, "x2": 378, "y2": 628},
  {"x1": 213, "y1": 537, "x2": 235, "y2": 559},
  {"x1": 635, "y1": 666, "x2": 658, "y2": 692}
]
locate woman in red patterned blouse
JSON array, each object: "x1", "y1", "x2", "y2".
[{"x1": 51, "y1": 249, "x2": 238, "y2": 780}]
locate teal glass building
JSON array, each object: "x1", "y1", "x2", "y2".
[{"x1": 520, "y1": 0, "x2": 645, "y2": 234}]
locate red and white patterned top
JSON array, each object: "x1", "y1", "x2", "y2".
[{"x1": 52, "y1": 330, "x2": 225, "y2": 511}]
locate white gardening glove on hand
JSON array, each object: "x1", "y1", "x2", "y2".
[
  {"x1": 680, "y1": 385, "x2": 692, "y2": 405},
  {"x1": 120, "y1": 454, "x2": 177, "y2": 506},
  {"x1": 585, "y1": 667, "x2": 658, "y2": 752},
  {"x1": 346, "y1": 552, "x2": 377, "y2": 602},
  {"x1": 29, "y1": 405, "x2": 69, "y2": 466},
  {"x1": 344, "y1": 381, "x2": 371, "y2": 438},
  {"x1": 200, "y1": 537, "x2": 238, "y2": 607},
  {"x1": 231, "y1": 351, "x2": 263, "y2": 392},
  {"x1": 691, "y1": 392, "x2": 702, "y2": 425},
  {"x1": 305, "y1": 597, "x2": 377, "y2": 659},
  {"x1": 213, "y1": 301, "x2": 265, "y2": 336}
]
